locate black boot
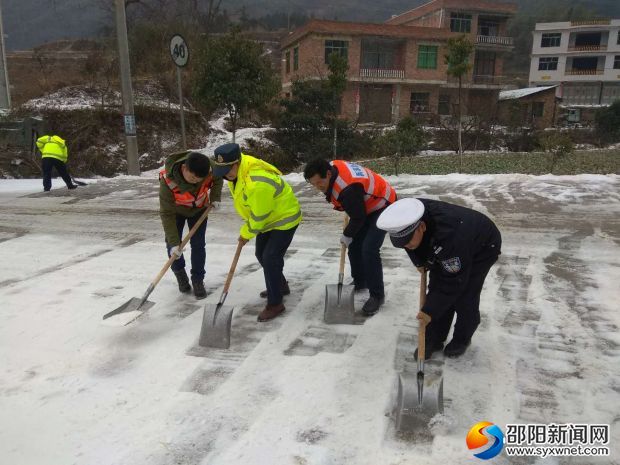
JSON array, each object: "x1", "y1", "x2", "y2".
[
  {"x1": 361, "y1": 295, "x2": 384, "y2": 316},
  {"x1": 259, "y1": 280, "x2": 290, "y2": 298},
  {"x1": 414, "y1": 328, "x2": 444, "y2": 360},
  {"x1": 444, "y1": 339, "x2": 471, "y2": 357},
  {"x1": 347, "y1": 280, "x2": 368, "y2": 292},
  {"x1": 192, "y1": 280, "x2": 207, "y2": 299},
  {"x1": 174, "y1": 270, "x2": 191, "y2": 294}
]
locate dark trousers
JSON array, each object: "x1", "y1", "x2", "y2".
[
  {"x1": 348, "y1": 211, "x2": 387, "y2": 299},
  {"x1": 166, "y1": 213, "x2": 208, "y2": 282},
  {"x1": 255, "y1": 226, "x2": 297, "y2": 306},
  {"x1": 42, "y1": 157, "x2": 74, "y2": 191},
  {"x1": 427, "y1": 253, "x2": 499, "y2": 344}
]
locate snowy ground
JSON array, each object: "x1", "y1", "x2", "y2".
[{"x1": 0, "y1": 172, "x2": 619, "y2": 465}]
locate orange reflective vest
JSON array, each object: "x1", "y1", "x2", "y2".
[
  {"x1": 329, "y1": 160, "x2": 396, "y2": 214},
  {"x1": 159, "y1": 169, "x2": 213, "y2": 208}
]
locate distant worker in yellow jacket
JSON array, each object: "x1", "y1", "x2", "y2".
[
  {"x1": 36, "y1": 134, "x2": 77, "y2": 191},
  {"x1": 211, "y1": 143, "x2": 302, "y2": 322}
]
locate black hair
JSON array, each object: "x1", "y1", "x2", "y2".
[
  {"x1": 303, "y1": 158, "x2": 332, "y2": 180},
  {"x1": 185, "y1": 152, "x2": 211, "y2": 178}
]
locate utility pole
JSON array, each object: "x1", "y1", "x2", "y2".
[
  {"x1": 0, "y1": 0, "x2": 11, "y2": 110},
  {"x1": 115, "y1": 0, "x2": 140, "y2": 175}
]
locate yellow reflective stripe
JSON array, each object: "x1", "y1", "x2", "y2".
[
  {"x1": 250, "y1": 211, "x2": 270, "y2": 221},
  {"x1": 250, "y1": 175, "x2": 284, "y2": 197},
  {"x1": 247, "y1": 210, "x2": 301, "y2": 234}
]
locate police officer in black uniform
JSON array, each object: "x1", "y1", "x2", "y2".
[{"x1": 377, "y1": 198, "x2": 501, "y2": 357}]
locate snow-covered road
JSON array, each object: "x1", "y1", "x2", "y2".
[{"x1": 1, "y1": 173, "x2": 619, "y2": 465}]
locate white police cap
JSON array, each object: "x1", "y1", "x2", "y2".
[{"x1": 376, "y1": 198, "x2": 425, "y2": 248}]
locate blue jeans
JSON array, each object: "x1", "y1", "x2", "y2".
[
  {"x1": 42, "y1": 157, "x2": 74, "y2": 191},
  {"x1": 255, "y1": 226, "x2": 297, "y2": 306},
  {"x1": 166, "y1": 212, "x2": 208, "y2": 282},
  {"x1": 347, "y1": 210, "x2": 387, "y2": 299}
]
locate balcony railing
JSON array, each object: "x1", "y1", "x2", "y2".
[
  {"x1": 472, "y1": 74, "x2": 501, "y2": 85},
  {"x1": 359, "y1": 68, "x2": 405, "y2": 79},
  {"x1": 570, "y1": 19, "x2": 611, "y2": 26},
  {"x1": 567, "y1": 45, "x2": 606, "y2": 52},
  {"x1": 565, "y1": 69, "x2": 604, "y2": 75},
  {"x1": 475, "y1": 35, "x2": 514, "y2": 46}
]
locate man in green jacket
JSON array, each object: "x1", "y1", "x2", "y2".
[
  {"x1": 36, "y1": 134, "x2": 77, "y2": 191},
  {"x1": 211, "y1": 143, "x2": 301, "y2": 321},
  {"x1": 159, "y1": 151, "x2": 223, "y2": 299}
]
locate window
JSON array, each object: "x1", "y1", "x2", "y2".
[
  {"x1": 538, "y1": 57, "x2": 558, "y2": 71},
  {"x1": 325, "y1": 40, "x2": 348, "y2": 64},
  {"x1": 438, "y1": 94, "x2": 451, "y2": 115},
  {"x1": 541, "y1": 33, "x2": 561, "y2": 47},
  {"x1": 532, "y1": 102, "x2": 544, "y2": 118},
  {"x1": 361, "y1": 40, "x2": 396, "y2": 69},
  {"x1": 450, "y1": 13, "x2": 472, "y2": 33},
  {"x1": 417, "y1": 45, "x2": 438, "y2": 69},
  {"x1": 285, "y1": 51, "x2": 290, "y2": 73},
  {"x1": 410, "y1": 92, "x2": 430, "y2": 113},
  {"x1": 478, "y1": 19, "x2": 499, "y2": 36},
  {"x1": 614, "y1": 55, "x2": 620, "y2": 70},
  {"x1": 293, "y1": 47, "x2": 299, "y2": 71}
]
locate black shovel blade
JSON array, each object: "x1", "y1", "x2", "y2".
[
  {"x1": 103, "y1": 297, "x2": 156, "y2": 320},
  {"x1": 324, "y1": 283, "x2": 356, "y2": 324},
  {"x1": 198, "y1": 303, "x2": 234, "y2": 349}
]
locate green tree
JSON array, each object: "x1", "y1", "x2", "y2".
[
  {"x1": 374, "y1": 117, "x2": 427, "y2": 175},
  {"x1": 445, "y1": 35, "x2": 474, "y2": 170},
  {"x1": 193, "y1": 30, "x2": 280, "y2": 141},
  {"x1": 594, "y1": 100, "x2": 620, "y2": 144},
  {"x1": 272, "y1": 79, "x2": 335, "y2": 160},
  {"x1": 326, "y1": 53, "x2": 349, "y2": 157}
]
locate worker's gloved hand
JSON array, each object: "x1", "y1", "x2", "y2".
[
  {"x1": 340, "y1": 234, "x2": 353, "y2": 248},
  {"x1": 416, "y1": 311, "x2": 432, "y2": 326},
  {"x1": 169, "y1": 245, "x2": 184, "y2": 259},
  {"x1": 209, "y1": 201, "x2": 220, "y2": 210}
]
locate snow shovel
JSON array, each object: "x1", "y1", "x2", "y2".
[
  {"x1": 103, "y1": 205, "x2": 213, "y2": 325},
  {"x1": 324, "y1": 215, "x2": 355, "y2": 324},
  {"x1": 198, "y1": 238, "x2": 244, "y2": 349},
  {"x1": 394, "y1": 270, "x2": 444, "y2": 433}
]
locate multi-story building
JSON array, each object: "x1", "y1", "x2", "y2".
[
  {"x1": 281, "y1": 0, "x2": 517, "y2": 124},
  {"x1": 529, "y1": 20, "x2": 620, "y2": 121}
]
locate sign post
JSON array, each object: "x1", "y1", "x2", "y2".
[{"x1": 170, "y1": 34, "x2": 190, "y2": 150}]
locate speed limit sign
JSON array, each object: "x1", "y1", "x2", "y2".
[{"x1": 170, "y1": 34, "x2": 190, "y2": 67}]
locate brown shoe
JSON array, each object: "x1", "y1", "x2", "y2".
[
  {"x1": 259, "y1": 280, "x2": 290, "y2": 298},
  {"x1": 257, "y1": 303, "x2": 285, "y2": 322}
]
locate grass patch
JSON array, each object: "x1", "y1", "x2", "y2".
[{"x1": 362, "y1": 149, "x2": 620, "y2": 176}]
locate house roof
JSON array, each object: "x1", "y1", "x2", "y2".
[
  {"x1": 386, "y1": 0, "x2": 518, "y2": 25},
  {"x1": 281, "y1": 19, "x2": 455, "y2": 49},
  {"x1": 499, "y1": 86, "x2": 558, "y2": 101}
]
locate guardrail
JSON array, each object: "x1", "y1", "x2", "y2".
[
  {"x1": 475, "y1": 35, "x2": 514, "y2": 46},
  {"x1": 567, "y1": 45, "x2": 606, "y2": 52},
  {"x1": 565, "y1": 69, "x2": 604, "y2": 75},
  {"x1": 359, "y1": 68, "x2": 405, "y2": 79}
]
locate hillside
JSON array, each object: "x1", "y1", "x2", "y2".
[{"x1": 4, "y1": 0, "x2": 620, "y2": 51}]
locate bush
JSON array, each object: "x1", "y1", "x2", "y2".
[
  {"x1": 594, "y1": 100, "x2": 620, "y2": 144},
  {"x1": 363, "y1": 149, "x2": 619, "y2": 176}
]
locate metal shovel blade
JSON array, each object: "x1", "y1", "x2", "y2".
[
  {"x1": 102, "y1": 297, "x2": 156, "y2": 324},
  {"x1": 198, "y1": 303, "x2": 234, "y2": 349},
  {"x1": 324, "y1": 283, "x2": 356, "y2": 324},
  {"x1": 394, "y1": 370, "x2": 444, "y2": 433}
]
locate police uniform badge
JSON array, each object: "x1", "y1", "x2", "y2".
[{"x1": 441, "y1": 257, "x2": 461, "y2": 273}]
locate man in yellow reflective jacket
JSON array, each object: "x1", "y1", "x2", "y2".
[
  {"x1": 211, "y1": 143, "x2": 301, "y2": 322},
  {"x1": 36, "y1": 134, "x2": 77, "y2": 191}
]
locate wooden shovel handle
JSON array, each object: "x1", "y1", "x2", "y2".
[
  {"x1": 152, "y1": 204, "x2": 213, "y2": 289},
  {"x1": 222, "y1": 239, "x2": 244, "y2": 293},
  {"x1": 418, "y1": 269, "x2": 428, "y2": 361},
  {"x1": 338, "y1": 214, "x2": 349, "y2": 276}
]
